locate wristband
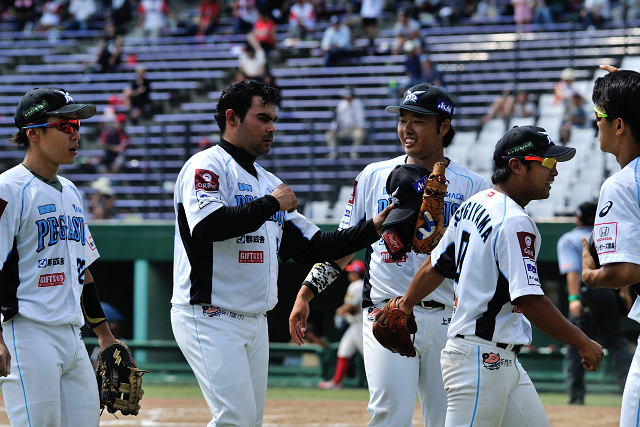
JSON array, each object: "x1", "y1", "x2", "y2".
[
  {"x1": 302, "y1": 261, "x2": 342, "y2": 295},
  {"x1": 568, "y1": 294, "x2": 580, "y2": 302}
]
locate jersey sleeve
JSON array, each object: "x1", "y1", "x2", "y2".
[
  {"x1": 431, "y1": 220, "x2": 457, "y2": 279},
  {"x1": 338, "y1": 177, "x2": 365, "y2": 230},
  {"x1": 83, "y1": 221, "x2": 100, "y2": 267},
  {"x1": 0, "y1": 184, "x2": 19, "y2": 271},
  {"x1": 496, "y1": 216, "x2": 544, "y2": 301},
  {"x1": 557, "y1": 232, "x2": 581, "y2": 274},
  {"x1": 594, "y1": 176, "x2": 640, "y2": 266},
  {"x1": 176, "y1": 154, "x2": 229, "y2": 234}
]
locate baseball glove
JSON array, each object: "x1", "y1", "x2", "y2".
[
  {"x1": 372, "y1": 297, "x2": 417, "y2": 357},
  {"x1": 96, "y1": 341, "x2": 148, "y2": 416},
  {"x1": 413, "y1": 162, "x2": 448, "y2": 254},
  {"x1": 382, "y1": 218, "x2": 416, "y2": 261}
]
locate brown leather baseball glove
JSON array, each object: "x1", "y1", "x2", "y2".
[
  {"x1": 372, "y1": 297, "x2": 417, "y2": 357},
  {"x1": 413, "y1": 161, "x2": 448, "y2": 254}
]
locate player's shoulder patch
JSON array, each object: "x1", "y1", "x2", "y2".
[{"x1": 516, "y1": 231, "x2": 536, "y2": 259}]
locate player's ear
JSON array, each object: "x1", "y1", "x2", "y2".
[
  {"x1": 508, "y1": 158, "x2": 525, "y2": 176},
  {"x1": 25, "y1": 127, "x2": 40, "y2": 143},
  {"x1": 439, "y1": 118, "x2": 450, "y2": 136},
  {"x1": 225, "y1": 109, "x2": 237, "y2": 126}
]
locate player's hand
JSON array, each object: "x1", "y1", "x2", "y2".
[
  {"x1": 289, "y1": 287, "x2": 314, "y2": 346},
  {"x1": 271, "y1": 183, "x2": 298, "y2": 213},
  {"x1": 569, "y1": 299, "x2": 582, "y2": 317},
  {"x1": 599, "y1": 64, "x2": 621, "y2": 73},
  {"x1": 372, "y1": 204, "x2": 394, "y2": 237},
  {"x1": 579, "y1": 338, "x2": 604, "y2": 371},
  {"x1": 0, "y1": 337, "x2": 11, "y2": 377}
]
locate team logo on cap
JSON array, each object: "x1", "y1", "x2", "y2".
[
  {"x1": 436, "y1": 97, "x2": 453, "y2": 115},
  {"x1": 55, "y1": 90, "x2": 74, "y2": 104},
  {"x1": 403, "y1": 90, "x2": 425, "y2": 104},
  {"x1": 537, "y1": 131, "x2": 553, "y2": 145}
]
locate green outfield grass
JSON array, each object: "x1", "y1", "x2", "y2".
[{"x1": 140, "y1": 385, "x2": 623, "y2": 407}]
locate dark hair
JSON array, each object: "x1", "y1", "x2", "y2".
[
  {"x1": 214, "y1": 80, "x2": 279, "y2": 135},
  {"x1": 8, "y1": 115, "x2": 49, "y2": 149},
  {"x1": 593, "y1": 70, "x2": 640, "y2": 143},
  {"x1": 491, "y1": 159, "x2": 531, "y2": 184},
  {"x1": 436, "y1": 114, "x2": 455, "y2": 148}
]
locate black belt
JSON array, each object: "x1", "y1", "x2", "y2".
[
  {"x1": 417, "y1": 300, "x2": 445, "y2": 309},
  {"x1": 456, "y1": 334, "x2": 523, "y2": 355}
]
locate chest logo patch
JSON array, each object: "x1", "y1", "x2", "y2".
[{"x1": 38, "y1": 272, "x2": 65, "y2": 287}]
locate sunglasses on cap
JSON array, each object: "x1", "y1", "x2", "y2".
[
  {"x1": 594, "y1": 107, "x2": 621, "y2": 122},
  {"x1": 22, "y1": 119, "x2": 80, "y2": 134},
  {"x1": 502, "y1": 155, "x2": 557, "y2": 169}
]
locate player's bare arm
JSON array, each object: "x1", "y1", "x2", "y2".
[
  {"x1": 566, "y1": 271, "x2": 582, "y2": 317},
  {"x1": 581, "y1": 237, "x2": 640, "y2": 288},
  {"x1": 515, "y1": 294, "x2": 603, "y2": 371},
  {"x1": 270, "y1": 183, "x2": 298, "y2": 213},
  {"x1": 0, "y1": 332, "x2": 10, "y2": 377},
  {"x1": 289, "y1": 253, "x2": 356, "y2": 345}
]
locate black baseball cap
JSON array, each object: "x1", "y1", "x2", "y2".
[
  {"x1": 382, "y1": 164, "x2": 430, "y2": 227},
  {"x1": 577, "y1": 201, "x2": 597, "y2": 226},
  {"x1": 385, "y1": 83, "x2": 454, "y2": 118},
  {"x1": 493, "y1": 126, "x2": 575, "y2": 167},
  {"x1": 15, "y1": 87, "x2": 96, "y2": 129}
]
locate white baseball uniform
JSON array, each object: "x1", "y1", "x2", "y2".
[
  {"x1": 431, "y1": 188, "x2": 550, "y2": 427},
  {"x1": 592, "y1": 156, "x2": 640, "y2": 427},
  {"x1": 172, "y1": 143, "x2": 378, "y2": 426},
  {"x1": 337, "y1": 278, "x2": 364, "y2": 358},
  {"x1": 0, "y1": 164, "x2": 100, "y2": 427},
  {"x1": 338, "y1": 154, "x2": 489, "y2": 426}
]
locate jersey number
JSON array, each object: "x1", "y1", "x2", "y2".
[
  {"x1": 77, "y1": 258, "x2": 86, "y2": 285},
  {"x1": 455, "y1": 231, "x2": 470, "y2": 284}
]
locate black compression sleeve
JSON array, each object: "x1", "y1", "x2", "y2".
[
  {"x1": 192, "y1": 195, "x2": 281, "y2": 242},
  {"x1": 81, "y1": 281, "x2": 107, "y2": 329},
  {"x1": 279, "y1": 219, "x2": 378, "y2": 263}
]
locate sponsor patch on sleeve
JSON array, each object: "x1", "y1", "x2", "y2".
[
  {"x1": 594, "y1": 222, "x2": 617, "y2": 254},
  {"x1": 348, "y1": 180, "x2": 357, "y2": 204},
  {"x1": 194, "y1": 169, "x2": 221, "y2": 209},
  {"x1": 516, "y1": 231, "x2": 536, "y2": 259},
  {"x1": 523, "y1": 258, "x2": 540, "y2": 286}
]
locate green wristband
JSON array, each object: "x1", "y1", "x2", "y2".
[{"x1": 568, "y1": 294, "x2": 580, "y2": 302}]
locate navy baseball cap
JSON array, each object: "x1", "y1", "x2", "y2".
[
  {"x1": 15, "y1": 87, "x2": 96, "y2": 129},
  {"x1": 386, "y1": 83, "x2": 454, "y2": 118},
  {"x1": 493, "y1": 126, "x2": 576, "y2": 167},
  {"x1": 382, "y1": 164, "x2": 430, "y2": 227}
]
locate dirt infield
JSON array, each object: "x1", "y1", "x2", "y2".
[{"x1": 0, "y1": 397, "x2": 621, "y2": 426}]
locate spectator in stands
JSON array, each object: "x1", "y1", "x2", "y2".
[
  {"x1": 318, "y1": 260, "x2": 365, "y2": 390},
  {"x1": 554, "y1": 68, "x2": 582, "y2": 110},
  {"x1": 13, "y1": 0, "x2": 37, "y2": 32},
  {"x1": 399, "y1": 40, "x2": 422, "y2": 94},
  {"x1": 64, "y1": 0, "x2": 97, "y2": 31},
  {"x1": 239, "y1": 41, "x2": 268, "y2": 80},
  {"x1": 321, "y1": 15, "x2": 352, "y2": 67},
  {"x1": 197, "y1": 0, "x2": 221, "y2": 36},
  {"x1": 414, "y1": 0, "x2": 440, "y2": 20},
  {"x1": 233, "y1": 0, "x2": 258, "y2": 34},
  {"x1": 286, "y1": 0, "x2": 315, "y2": 42},
  {"x1": 533, "y1": 0, "x2": 554, "y2": 24},
  {"x1": 511, "y1": 0, "x2": 533, "y2": 27},
  {"x1": 480, "y1": 88, "x2": 536, "y2": 125},
  {"x1": 89, "y1": 177, "x2": 117, "y2": 220},
  {"x1": 91, "y1": 20, "x2": 123, "y2": 73},
  {"x1": 557, "y1": 201, "x2": 632, "y2": 404},
  {"x1": 559, "y1": 93, "x2": 586, "y2": 144},
  {"x1": 580, "y1": 0, "x2": 610, "y2": 29},
  {"x1": 124, "y1": 65, "x2": 152, "y2": 124},
  {"x1": 392, "y1": 7, "x2": 422, "y2": 55},
  {"x1": 249, "y1": 9, "x2": 277, "y2": 52},
  {"x1": 96, "y1": 113, "x2": 130, "y2": 174},
  {"x1": 108, "y1": 0, "x2": 133, "y2": 34},
  {"x1": 137, "y1": 0, "x2": 175, "y2": 38},
  {"x1": 325, "y1": 86, "x2": 366, "y2": 159},
  {"x1": 360, "y1": 0, "x2": 385, "y2": 52},
  {"x1": 420, "y1": 54, "x2": 444, "y2": 88},
  {"x1": 34, "y1": 0, "x2": 65, "y2": 32}
]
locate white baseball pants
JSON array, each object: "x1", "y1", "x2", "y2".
[{"x1": 620, "y1": 335, "x2": 640, "y2": 427}]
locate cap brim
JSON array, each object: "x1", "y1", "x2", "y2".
[
  {"x1": 385, "y1": 105, "x2": 439, "y2": 115},
  {"x1": 382, "y1": 198, "x2": 422, "y2": 227},
  {"x1": 531, "y1": 144, "x2": 576, "y2": 162},
  {"x1": 48, "y1": 104, "x2": 96, "y2": 119}
]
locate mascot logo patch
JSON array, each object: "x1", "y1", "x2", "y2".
[
  {"x1": 482, "y1": 352, "x2": 501, "y2": 370},
  {"x1": 203, "y1": 306, "x2": 221, "y2": 317},
  {"x1": 367, "y1": 307, "x2": 380, "y2": 321}
]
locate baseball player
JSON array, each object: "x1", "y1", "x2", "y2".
[
  {"x1": 386, "y1": 125, "x2": 603, "y2": 426},
  {"x1": 319, "y1": 259, "x2": 365, "y2": 389},
  {"x1": 170, "y1": 79, "x2": 391, "y2": 427},
  {"x1": 581, "y1": 69, "x2": 640, "y2": 427},
  {"x1": 0, "y1": 87, "x2": 119, "y2": 426},
  {"x1": 558, "y1": 201, "x2": 631, "y2": 404},
  {"x1": 290, "y1": 83, "x2": 490, "y2": 426}
]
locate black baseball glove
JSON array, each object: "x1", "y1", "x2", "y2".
[{"x1": 96, "y1": 341, "x2": 148, "y2": 416}]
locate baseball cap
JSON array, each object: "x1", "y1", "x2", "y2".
[
  {"x1": 576, "y1": 201, "x2": 597, "y2": 226},
  {"x1": 382, "y1": 164, "x2": 430, "y2": 227},
  {"x1": 15, "y1": 87, "x2": 96, "y2": 129},
  {"x1": 493, "y1": 126, "x2": 576, "y2": 168},
  {"x1": 561, "y1": 68, "x2": 575, "y2": 81},
  {"x1": 385, "y1": 83, "x2": 454, "y2": 118},
  {"x1": 345, "y1": 260, "x2": 365, "y2": 275}
]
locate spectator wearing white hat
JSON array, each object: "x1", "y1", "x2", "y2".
[{"x1": 89, "y1": 177, "x2": 116, "y2": 220}]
